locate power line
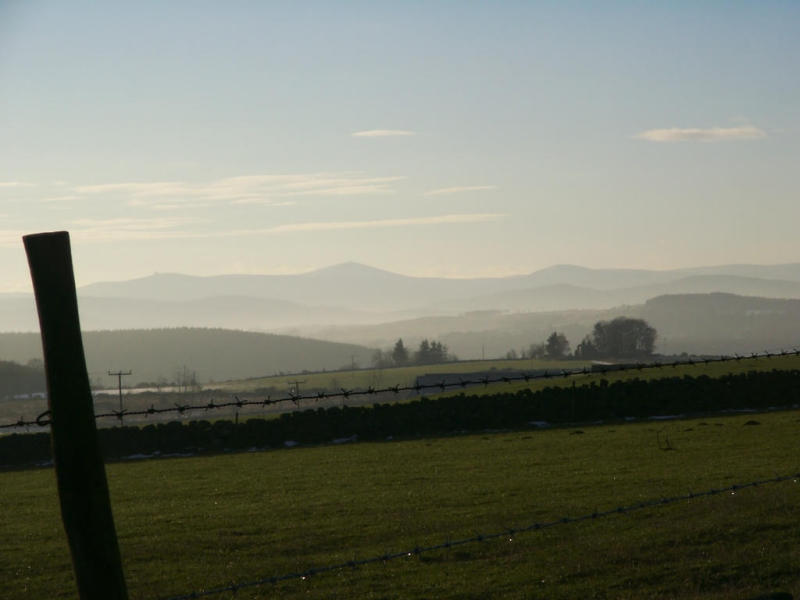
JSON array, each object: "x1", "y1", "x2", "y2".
[
  {"x1": 288, "y1": 379, "x2": 306, "y2": 399},
  {"x1": 3, "y1": 347, "x2": 800, "y2": 430},
  {"x1": 88, "y1": 348, "x2": 800, "y2": 423},
  {"x1": 107, "y1": 370, "x2": 132, "y2": 426}
]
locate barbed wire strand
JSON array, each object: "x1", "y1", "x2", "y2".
[
  {"x1": 160, "y1": 471, "x2": 799, "y2": 600},
  {"x1": 3, "y1": 347, "x2": 800, "y2": 430}
]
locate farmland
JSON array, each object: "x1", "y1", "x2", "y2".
[
  {"x1": 2, "y1": 409, "x2": 799, "y2": 599},
  {"x1": 206, "y1": 357, "x2": 586, "y2": 394},
  {"x1": 5, "y1": 352, "x2": 799, "y2": 430},
  {"x1": 210, "y1": 353, "x2": 800, "y2": 397},
  {"x1": 435, "y1": 352, "x2": 800, "y2": 399},
  {"x1": 0, "y1": 357, "x2": 587, "y2": 428}
]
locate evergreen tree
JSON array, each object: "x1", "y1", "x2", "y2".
[
  {"x1": 545, "y1": 332, "x2": 570, "y2": 359},
  {"x1": 392, "y1": 338, "x2": 409, "y2": 366},
  {"x1": 415, "y1": 339, "x2": 432, "y2": 364}
]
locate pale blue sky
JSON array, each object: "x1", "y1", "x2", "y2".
[{"x1": 0, "y1": 1, "x2": 798, "y2": 291}]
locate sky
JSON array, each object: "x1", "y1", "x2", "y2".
[{"x1": 0, "y1": 1, "x2": 798, "y2": 291}]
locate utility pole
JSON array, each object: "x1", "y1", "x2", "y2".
[
  {"x1": 107, "y1": 370, "x2": 131, "y2": 425},
  {"x1": 288, "y1": 379, "x2": 306, "y2": 398}
]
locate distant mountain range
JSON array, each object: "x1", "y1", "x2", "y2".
[
  {"x1": 78, "y1": 261, "x2": 800, "y2": 306},
  {"x1": 3, "y1": 261, "x2": 800, "y2": 332},
  {"x1": 3, "y1": 262, "x2": 800, "y2": 365},
  {"x1": 436, "y1": 274, "x2": 800, "y2": 313},
  {"x1": 295, "y1": 293, "x2": 800, "y2": 360}
]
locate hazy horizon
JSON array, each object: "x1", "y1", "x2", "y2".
[
  {"x1": 0, "y1": 258, "x2": 797, "y2": 292},
  {"x1": 77, "y1": 258, "x2": 800, "y2": 288},
  {"x1": 1, "y1": 2, "x2": 798, "y2": 293}
]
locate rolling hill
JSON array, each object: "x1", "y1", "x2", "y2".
[
  {"x1": 294, "y1": 293, "x2": 800, "y2": 360},
  {"x1": 3, "y1": 263, "x2": 800, "y2": 351},
  {"x1": 0, "y1": 328, "x2": 375, "y2": 386}
]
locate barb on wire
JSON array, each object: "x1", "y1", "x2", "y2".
[
  {"x1": 3, "y1": 347, "x2": 800, "y2": 430},
  {"x1": 0, "y1": 410, "x2": 51, "y2": 430},
  {"x1": 160, "y1": 472, "x2": 800, "y2": 600}
]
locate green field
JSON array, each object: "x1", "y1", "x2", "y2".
[
  {"x1": 2, "y1": 359, "x2": 580, "y2": 427},
  {"x1": 207, "y1": 358, "x2": 586, "y2": 393},
  {"x1": 433, "y1": 353, "x2": 800, "y2": 399},
  {"x1": 5, "y1": 354, "x2": 799, "y2": 428},
  {"x1": 2, "y1": 409, "x2": 799, "y2": 599},
  {"x1": 210, "y1": 354, "x2": 800, "y2": 401}
]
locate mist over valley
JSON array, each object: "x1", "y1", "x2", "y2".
[{"x1": 2, "y1": 262, "x2": 800, "y2": 384}]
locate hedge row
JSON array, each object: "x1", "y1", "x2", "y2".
[{"x1": 2, "y1": 369, "x2": 799, "y2": 468}]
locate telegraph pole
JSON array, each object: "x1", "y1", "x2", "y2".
[
  {"x1": 107, "y1": 370, "x2": 131, "y2": 425},
  {"x1": 288, "y1": 379, "x2": 306, "y2": 411},
  {"x1": 289, "y1": 379, "x2": 306, "y2": 397}
]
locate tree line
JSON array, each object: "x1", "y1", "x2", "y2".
[
  {"x1": 372, "y1": 317, "x2": 657, "y2": 369},
  {"x1": 507, "y1": 317, "x2": 658, "y2": 361},
  {"x1": 372, "y1": 338, "x2": 457, "y2": 368},
  {"x1": 0, "y1": 359, "x2": 46, "y2": 399}
]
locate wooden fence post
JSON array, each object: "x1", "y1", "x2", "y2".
[{"x1": 23, "y1": 231, "x2": 128, "y2": 600}]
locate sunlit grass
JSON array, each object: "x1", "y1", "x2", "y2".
[
  {"x1": 207, "y1": 358, "x2": 587, "y2": 393},
  {"x1": 2, "y1": 409, "x2": 799, "y2": 599}
]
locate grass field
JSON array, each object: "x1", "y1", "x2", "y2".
[
  {"x1": 2, "y1": 409, "x2": 799, "y2": 599},
  {"x1": 0, "y1": 358, "x2": 586, "y2": 426},
  {"x1": 5, "y1": 354, "x2": 800, "y2": 428},
  {"x1": 433, "y1": 353, "x2": 800, "y2": 399},
  {"x1": 206, "y1": 358, "x2": 587, "y2": 393},
  {"x1": 209, "y1": 354, "x2": 800, "y2": 402}
]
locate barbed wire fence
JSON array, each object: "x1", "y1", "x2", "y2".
[
  {"x1": 4, "y1": 336, "x2": 800, "y2": 597},
  {"x1": 2, "y1": 346, "x2": 799, "y2": 431},
  {"x1": 4, "y1": 348, "x2": 800, "y2": 598},
  {"x1": 160, "y1": 472, "x2": 800, "y2": 600},
  {"x1": 12, "y1": 233, "x2": 800, "y2": 599}
]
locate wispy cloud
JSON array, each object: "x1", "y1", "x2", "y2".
[
  {"x1": 0, "y1": 181, "x2": 35, "y2": 188},
  {"x1": 68, "y1": 216, "x2": 205, "y2": 242},
  {"x1": 264, "y1": 213, "x2": 505, "y2": 234},
  {"x1": 39, "y1": 195, "x2": 80, "y2": 204},
  {"x1": 425, "y1": 185, "x2": 497, "y2": 196},
  {"x1": 12, "y1": 213, "x2": 505, "y2": 246},
  {"x1": 73, "y1": 173, "x2": 404, "y2": 208},
  {"x1": 635, "y1": 125, "x2": 766, "y2": 142},
  {"x1": 351, "y1": 129, "x2": 416, "y2": 138},
  {"x1": 0, "y1": 221, "x2": 190, "y2": 248},
  {"x1": 231, "y1": 200, "x2": 297, "y2": 208},
  {"x1": 74, "y1": 182, "x2": 183, "y2": 195}
]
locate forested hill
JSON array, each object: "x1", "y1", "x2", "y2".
[
  {"x1": 0, "y1": 360, "x2": 46, "y2": 399},
  {"x1": 638, "y1": 293, "x2": 800, "y2": 354},
  {"x1": 297, "y1": 293, "x2": 800, "y2": 359},
  {"x1": 0, "y1": 328, "x2": 375, "y2": 386}
]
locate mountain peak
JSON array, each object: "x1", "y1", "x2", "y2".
[{"x1": 308, "y1": 262, "x2": 408, "y2": 279}]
